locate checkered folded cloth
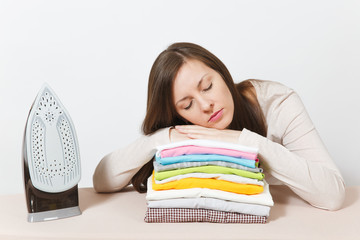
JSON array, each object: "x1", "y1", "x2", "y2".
[{"x1": 144, "y1": 208, "x2": 267, "y2": 223}]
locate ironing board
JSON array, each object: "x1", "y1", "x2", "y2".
[{"x1": 0, "y1": 185, "x2": 359, "y2": 239}]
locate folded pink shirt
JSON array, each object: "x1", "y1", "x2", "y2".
[{"x1": 160, "y1": 145, "x2": 257, "y2": 160}]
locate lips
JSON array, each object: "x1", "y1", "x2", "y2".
[{"x1": 208, "y1": 109, "x2": 224, "y2": 123}]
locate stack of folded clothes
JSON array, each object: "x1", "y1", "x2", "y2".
[{"x1": 144, "y1": 139, "x2": 274, "y2": 223}]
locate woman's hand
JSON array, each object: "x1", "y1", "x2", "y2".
[
  {"x1": 172, "y1": 125, "x2": 241, "y2": 143},
  {"x1": 169, "y1": 127, "x2": 192, "y2": 142}
]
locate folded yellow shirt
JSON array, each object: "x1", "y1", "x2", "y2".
[{"x1": 151, "y1": 174, "x2": 263, "y2": 195}]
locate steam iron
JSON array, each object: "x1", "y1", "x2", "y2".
[{"x1": 22, "y1": 83, "x2": 81, "y2": 222}]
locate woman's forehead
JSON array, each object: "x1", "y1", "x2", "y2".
[{"x1": 174, "y1": 60, "x2": 210, "y2": 85}]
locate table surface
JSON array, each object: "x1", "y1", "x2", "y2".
[{"x1": 0, "y1": 185, "x2": 359, "y2": 240}]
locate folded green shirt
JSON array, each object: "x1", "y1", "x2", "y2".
[{"x1": 154, "y1": 165, "x2": 265, "y2": 181}]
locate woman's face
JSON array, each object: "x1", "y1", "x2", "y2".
[{"x1": 172, "y1": 59, "x2": 234, "y2": 129}]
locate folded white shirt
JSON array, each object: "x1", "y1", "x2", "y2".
[{"x1": 147, "y1": 197, "x2": 270, "y2": 217}]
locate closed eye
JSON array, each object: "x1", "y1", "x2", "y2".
[
  {"x1": 203, "y1": 83, "x2": 213, "y2": 92},
  {"x1": 184, "y1": 100, "x2": 193, "y2": 110}
]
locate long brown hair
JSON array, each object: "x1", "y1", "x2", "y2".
[{"x1": 131, "y1": 42, "x2": 267, "y2": 193}]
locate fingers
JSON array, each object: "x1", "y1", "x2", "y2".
[
  {"x1": 169, "y1": 128, "x2": 192, "y2": 142},
  {"x1": 174, "y1": 125, "x2": 242, "y2": 143},
  {"x1": 175, "y1": 125, "x2": 211, "y2": 132},
  {"x1": 175, "y1": 125, "x2": 209, "y2": 134},
  {"x1": 174, "y1": 125, "x2": 219, "y2": 139}
]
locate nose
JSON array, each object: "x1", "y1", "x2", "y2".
[{"x1": 198, "y1": 96, "x2": 214, "y2": 112}]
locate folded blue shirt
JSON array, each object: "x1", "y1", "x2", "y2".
[{"x1": 155, "y1": 154, "x2": 257, "y2": 169}]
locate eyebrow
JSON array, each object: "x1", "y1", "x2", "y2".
[{"x1": 175, "y1": 73, "x2": 208, "y2": 106}]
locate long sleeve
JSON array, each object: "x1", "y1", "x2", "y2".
[
  {"x1": 93, "y1": 128, "x2": 171, "y2": 193},
  {"x1": 239, "y1": 80, "x2": 345, "y2": 210}
]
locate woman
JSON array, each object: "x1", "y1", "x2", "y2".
[{"x1": 93, "y1": 42, "x2": 345, "y2": 211}]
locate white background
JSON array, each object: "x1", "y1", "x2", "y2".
[{"x1": 1, "y1": 0, "x2": 359, "y2": 195}]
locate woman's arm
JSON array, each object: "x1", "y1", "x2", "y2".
[
  {"x1": 238, "y1": 127, "x2": 345, "y2": 211},
  {"x1": 174, "y1": 91, "x2": 345, "y2": 210},
  {"x1": 237, "y1": 90, "x2": 345, "y2": 210},
  {"x1": 93, "y1": 128, "x2": 171, "y2": 193}
]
